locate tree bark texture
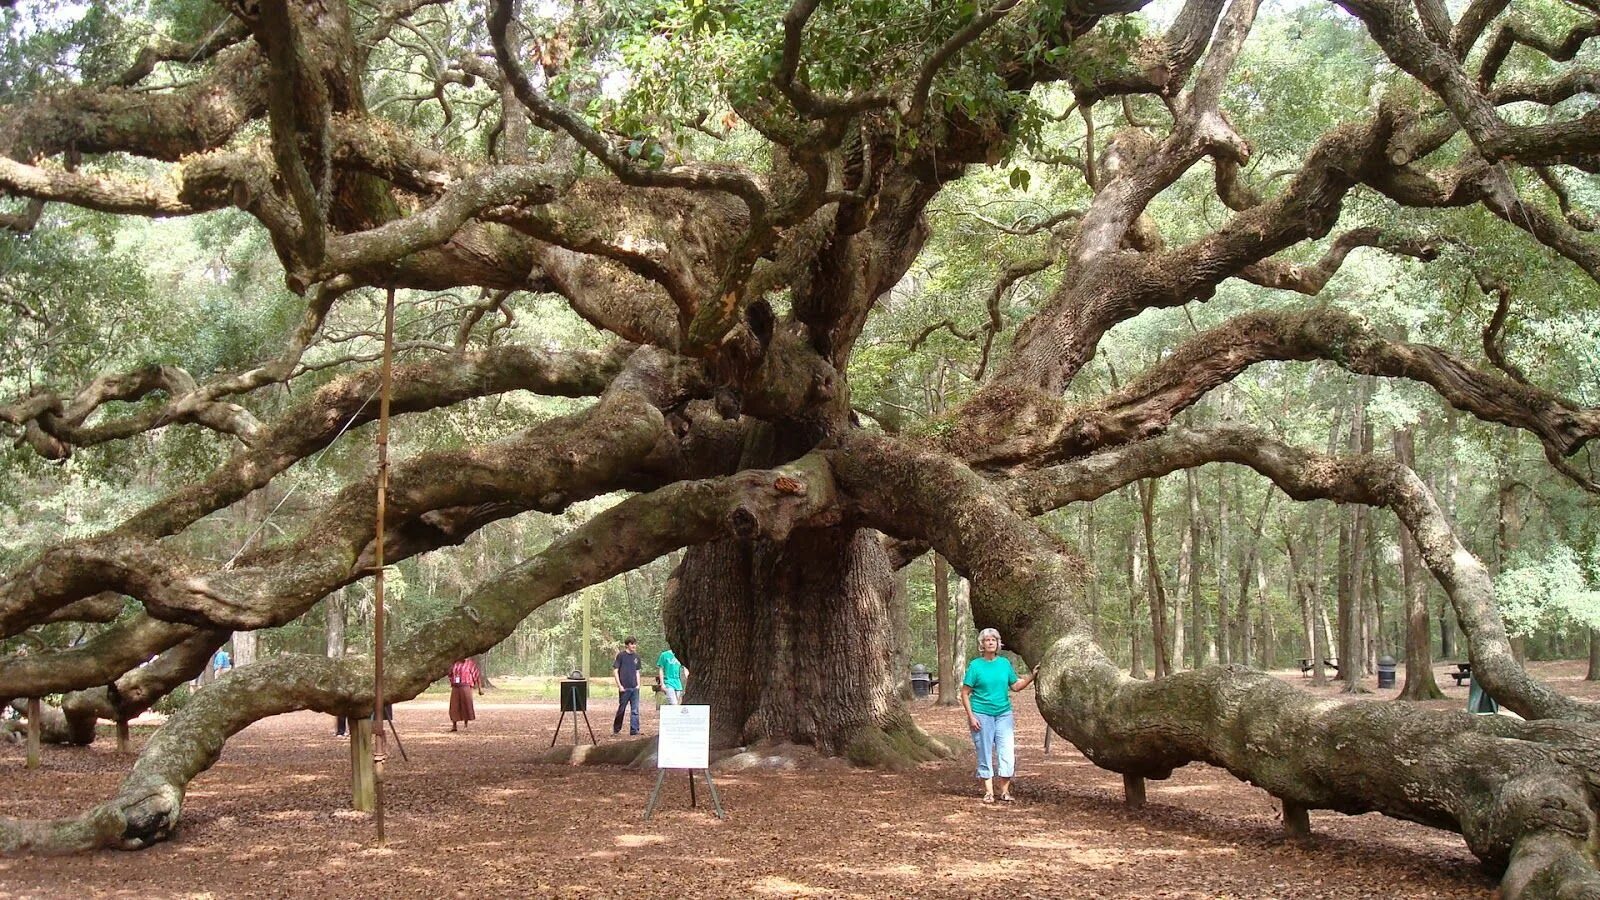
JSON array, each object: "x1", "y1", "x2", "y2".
[{"x1": 664, "y1": 527, "x2": 946, "y2": 765}]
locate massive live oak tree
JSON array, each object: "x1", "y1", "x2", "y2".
[{"x1": 5, "y1": 0, "x2": 1600, "y2": 893}]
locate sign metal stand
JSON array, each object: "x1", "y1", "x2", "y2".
[{"x1": 643, "y1": 705, "x2": 724, "y2": 820}]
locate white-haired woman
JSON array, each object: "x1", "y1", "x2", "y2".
[{"x1": 959, "y1": 627, "x2": 1039, "y2": 803}]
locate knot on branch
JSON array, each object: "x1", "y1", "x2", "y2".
[{"x1": 728, "y1": 504, "x2": 760, "y2": 540}]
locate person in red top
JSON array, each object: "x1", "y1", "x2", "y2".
[{"x1": 448, "y1": 657, "x2": 483, "y2": 732}]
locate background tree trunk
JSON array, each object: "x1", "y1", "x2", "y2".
[
  {"x1": 934, "y1": 554, "x2": 955, "y2": 705},
  {"x1": 1138, "y1": 478, "x2": 1170, "y2": 677},
  {"x1": 954, "y1": 576, "x2": 971, "y2": 688},
  {"x1": 233, "y1": 632, "x2": 256, "y2": 668},
  {"x1": 1395, "y1": 428, "x2": 1445, "y2": 700},
  {"x1": 1127, "y1": 524, "x2": 1146, "y2": 679},
  {"x1": 325, "y1": 587, "x2": 346, "y2": 659}
]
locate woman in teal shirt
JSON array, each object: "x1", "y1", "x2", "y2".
[{"x1": 960, "y1": 627, "x2": 1039, "y2": 803}]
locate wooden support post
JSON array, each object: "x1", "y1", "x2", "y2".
[
  {"x1": 1122, "y1": 773, "x2": 1145, "y2": 808},
  {"x1": 1282, "y1": 800, "x2": 1311, "y2": 837},
  {"x1": 350, "y1": 718, "x2": 376, "y2": 812},
  {"x1": 25, "y1": 697, "x2": 41, "y2": 769},
  {"x1": 116, "y1": 720, "x2": 131, "y2": 754}
]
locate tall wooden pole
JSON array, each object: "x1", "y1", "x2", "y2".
[
  {"x1": 371, "y1": 285, "x2": 396, "y2": 845},
  {"x1": 581, "y1": 592, "x2": 592, "y2": 677},
  {"x1": 25, "y1": 697, "x2": 41, "y2": 768}
]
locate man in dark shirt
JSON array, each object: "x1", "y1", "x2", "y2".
[{"x1": 612, "y1": 637, "x2": 643, "y2": 736}]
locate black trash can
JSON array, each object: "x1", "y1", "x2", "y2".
[
  {"x1": 910, "y1": 664, "x2": 931, "y2": 699},
  {"x1": 1376, "y1": 655, "x2": 1397, "y2": 689},
  {"x1": 559, "y1": 677, "x2": 588, "y2": 712}
]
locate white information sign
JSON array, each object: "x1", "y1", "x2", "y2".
[{"x1": 657, "y1": 704, "x2": 710, "y2": 769}]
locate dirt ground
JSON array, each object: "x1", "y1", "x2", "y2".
[{"x1": 8, "y1": 661, "x2": 1594, "y2": 899}]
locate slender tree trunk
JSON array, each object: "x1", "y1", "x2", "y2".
[
  {"x1": 954, "y1": 576, "x2": 971, "y2": 688},
  {"x1": 233, "y1": 631, "x2": 257, "y2": 668},
  {"x1": 1234, "y1": 490, "x2": 1273, "y2": 668},
  {"x1": 1173, "y1": 509, "x2": 1190, "y2": 671},
  {"x1": 1588, "y1": 628, "x2": 1600, "y2": 682},
  {"x1": 1137, "y1": 479, "x2": 1169, "y2": 677},
  {"x1": 1084, "y1": 506, "x2": 1099, "y2": 646},
  {"x1": 1288, "y1": 538, "x2": 1327, "y2": 686},
  {"x1": 1496, "y1": 433, "x2": 1527, "y2": 665},
  {"x1": 1187, "y1": 469, "x2": 1205, "y2": 670},
  {"x1": 1257, "y1": 565, "x2": 1273, "y2": 667},
  {"x1": 1128, "y1": 525, "x2": 1147, "y2": 679},
  {"x1": 1310, "y1": 511, "x2": 1336, "y2": 681},
  {"x1": 1367, "y1": 522, "x2": 1383, "y2": 669},
  {"x1": 325, "y1": 587, "x2": 346, "y2": 659},
  {"x1": 891, "y1": 567, "x2": 911, "y2": 699},
  {"x1": 1394, "y1": 427, "x2": 1445, "y2": 700},
  {"x1": 934, "y1": 554, "x2": 955, "y2": 705},
  {"x1": 1215, "y1": 466, "x2": 1231, "y2": 666},
  {"x1": 1439, "y1": 411, "x2": 1459, "y2": 661}
]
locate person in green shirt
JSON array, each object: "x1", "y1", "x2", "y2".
[
  {"x1": 656, "y1": 648, "x2": 689, "y2": 705},
  {"x1": 960, "y1": 627, "x2": 1039, "y2": 803}
]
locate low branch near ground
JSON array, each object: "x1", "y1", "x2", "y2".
[
  {"x1": 1005, "y1": 425, "x2": 1596, "y2": 723},
  {"x1": 0, "y1": 455, "x2": 842, "y2": 852},
  {"x1": 0, "y1": 617, "x2": 195, "y2": 701},
  {"x1": 830, "y1": 431, "x2": 1600, "y2": 898}
]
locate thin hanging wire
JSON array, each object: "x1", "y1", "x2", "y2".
[{"x1": 222, "y1": 378, "x2": 383, "y2": 570}]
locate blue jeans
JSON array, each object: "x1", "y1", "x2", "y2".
[
  {"x1": 614, "y1": 687, "x2": 641, "y2": 734},
  {"x1": 971, "y1": 711, "x2": 1015, "y2": 779}
]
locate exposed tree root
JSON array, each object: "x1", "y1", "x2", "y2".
[{"x1": 844, "y1": 718, "x2": 955, "y2": 770}]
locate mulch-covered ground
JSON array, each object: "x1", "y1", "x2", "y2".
[{"x1": 9, "y1": 661, "x2": 1595, "y2": 898}]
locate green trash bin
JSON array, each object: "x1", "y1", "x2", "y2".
[{"x1": 1467, "y1": 679, "x2": 1499, "y2": 715}]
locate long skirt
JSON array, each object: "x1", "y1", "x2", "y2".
[{"x1": 449, "y1": 684, "x2": 476, "y2": 723}]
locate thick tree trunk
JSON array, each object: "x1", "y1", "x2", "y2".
[{"x1": 664, "y1": 527, "x2": 947, "y2": 765}]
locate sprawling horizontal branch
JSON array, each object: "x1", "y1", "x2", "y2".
[
  {"x1": 1, "y1": 364, "x2": 263, "y2": 461},
  {"x1": 0, "y1": 383, "x2": 676, "y2": 635},
  {"x1": 961, "y1": 307, "x2": 1600, "y2": 470},
  {"x1": 1004, "y1": 424, "x2": 1595, "y2": 722},
  {"x1": 0, "y1": 453, "x2": 842, "y2": 852},
  {"x1": 0, "y1": 44, "x2": 268, "y2": 163},
  {"x1": 7, "y1": 342, "x2": 629, "y2": 544},
  {"x1": 1238, "y1": 227, "x2": 1439, "y2": 294},
  {"x1": 0, "y1": 617, "x2": 194, "y2": 701},
  {"x1": 829, "y1": 431, "x2": 1600, "y2": 896}
]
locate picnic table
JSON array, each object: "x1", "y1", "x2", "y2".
[
  {"x1": 1450, "y1": 661, "x2": 1472, "y2": 686},
  {"x1": 1298, "y1": 657, "x2": 1340, "y2": 676}
]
